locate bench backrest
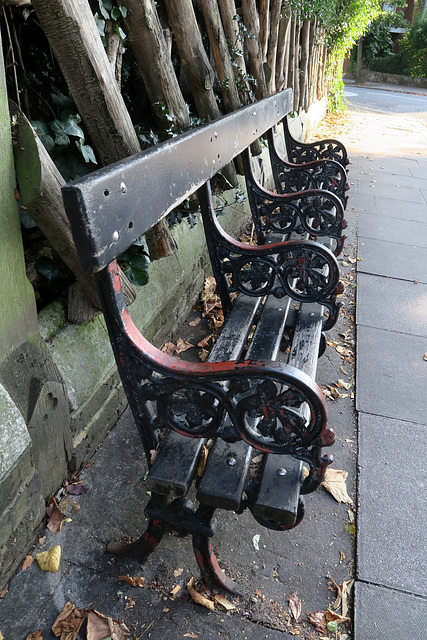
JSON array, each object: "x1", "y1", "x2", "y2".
[{"x1": 62, "y1": 90, "x2": 292, "y2": 274}]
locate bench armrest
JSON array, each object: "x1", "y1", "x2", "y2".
[
  {"x1": 96, "y1": 260, "x2": 334, "y2": 476},
  {"x1": 283, "y1": 117, "x2": 349, "y2": 168}
]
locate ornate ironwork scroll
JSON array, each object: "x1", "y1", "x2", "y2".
[{"x1": 283, "y1": 117, "x2": 349, "y2": 168}]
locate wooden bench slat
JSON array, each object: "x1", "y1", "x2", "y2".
[
  {"x1": 196, "y1": 439, "x2": 253, "y2": 511},
  {"x1": 208, "y1": 294, "x2": 261, "y2": 363},
  {"x1": 146, "y1": 430, "x2": 206, "y2": 498},
  {"x1": 251, "y1": 453, "x2": 303, "y2": 524}
]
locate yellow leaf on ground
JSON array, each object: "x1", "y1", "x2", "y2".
[
  {"x1": 173, "y1": 568, "x2": 184, "y2": 578},
  {"x1": 322, "y1": 469, "x2": 353, "y2": 504},
  {"x1": 187, "y1": 577, "x2": 215, "y2": 610},
  {"x1": 36, "y1": 546, "x2": 61, "y2": 572},
  {"x1": 325, "y1": 609, "x2": 350, "y2": 624},
  {"x1": 176, "y1": 338, "x2": 194, "y2": 354},
  {"x1": 286, "y1": 590, "x2": 302, "y2": 622},
  {"x1": 51, "y1": 601, "x2": 85, "y2": 640}
]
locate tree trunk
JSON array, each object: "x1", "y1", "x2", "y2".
[
  {"x1": 104, "y1": 19, "x2": 123, "y2": 87},
  {"x1": 241, "y1": 0, "x2": 268, "y2": 99},
  {"x1": 299, "y1": 18, "x2": 310, "y2": 111},
  {"x1": 119, "y1": 0, "x2": 190, "y2": 132},
  {"x1": 266, "y1": 0, "x2": 282, "y2": 95},
  {"x1": 306, "y1": 18, "x2": 317, "y2": 110},
  {"x1": 275, "y1": 3, "x2": 291, "y2": 91},
  {"x1": 199, "y1": 0, "x2": 241, "y2": 113},
  {"x1": 258, "y1": 0, "x2": 269, "y2": 62},
  {"x1": 31, "y1": 0, "x2": 176, "y2": 260}
]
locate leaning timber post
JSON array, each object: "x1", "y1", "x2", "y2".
[
  {"x1": 287, "y1": 16, "x2": 296, "y2": 94},
  {"x1": 258, "y1": 0, "x2": 269, "y2": 62},
  {"x1": 266, "y1": 0, "x2": 282, "y2": 95},
  {"x1": 0, "y1": 32, "x2": 72, "y2": 588},
  {"x1": 163, "y1": 0, "x2": 237, "y2": 186},
  {"x1": 275, "y1": 2, "x2": 291, "y2": 91},
  {"x1": 31, "y1": 0, "x2": 176, "y2": 260},
  {"x1": 293, "y1": 18, "x2": 301, "y2": 111},
  {"x1": 299, "y1": 18, "x2": 310, "y2": 112},
  {"x1": 199, "y1": 0, "x2": 241, "y2": 114},
  {"x1": 241, "y1": 0, "x2": 268, "y2": 99},
  {"x1": 119, "y1": 0, "x2": 190, "y2": 132}
]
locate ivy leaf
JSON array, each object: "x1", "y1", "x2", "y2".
[
  {"x1": 116, "y1": 24, "x2": 126, "y2": 40},
  {"x1": 62, "y1": 117, "x2": 85, "y2": 139},
  {"x1": 31, "y1": 120, "x2": 55, "y2": 152},
  {"x1": 50, "y1": 120, "x2": 70, "y2": 147},
  {"x1": 121, "y1": 253, "x2": 150, "y2": 286},
  {"x1": 119, "y1": 5, "x2": 127, "y2": 17},
  {"x1": 94, "y1": 12, "x2": 106, "y2": 36},
  {"x1": 111, "y1": 6, "x2": 120, "y2": 20},
  {"x1": 98, "y1": 0, "x2": 110, "y2": 19},
  {"x1": 50, "y1": 90, "x2": 74, "y2": 110},
  {"x1": 75, "y1": 140, "x2": 97, "y2": 164}
]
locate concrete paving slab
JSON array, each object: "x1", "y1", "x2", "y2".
[
  {"x1": 351, "y1": 179, "x2": 426, "y2": 203},
  {"x1": 357, "y1": 412, "x2": 427, "y2": 596},
  {"x1": 356, "y1": 273, "x2": 427, "y2": 336},
  {"x1": 347, "y1": 193, "x2": 375, "y2": 213},
  {"x1": 374, "y1": 197, "x2": 427, "y2": 222},
  {"x1": 357, "y1": 212, "x2": 427, "y2": 247},
  {"x1": 421, "y1": 189, "x2": 427, "y2": 204},
  {"x1": 354, "y1": 582, "x2": 427, "y2": 640},
  {"x1": 356, "y1": 325, "x2": 427, "y2": 423},
  {"x1": 358, "y1": 236, "x2": 427, "y2": 283},
  {"x1": 410, "y1": 165, "x2": 427, "y2": 180},
  {"x1": 351, "y1": 156, "x2": 415, "y2": 174}
]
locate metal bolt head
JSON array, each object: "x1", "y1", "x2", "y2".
[
  {"x1": 120, "y1": 182, "x2": 127, "y2": 193},
  {"x1": 226, "y1": 454, "x2": 237, "y2": 466},
  {"x1": 277, "y1": 467, "x2": 287, "y2": 476}
]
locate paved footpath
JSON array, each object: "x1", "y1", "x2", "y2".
[{"x1": 344, "y1": 83, "x2": 427, "y2": 639}]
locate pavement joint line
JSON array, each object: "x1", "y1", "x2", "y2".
[
  {"x1": 356, "y1": 323, "x2": 427, "y2": 340},
  {"x1": 355, "y1": 579, "x2": 427, "y2": 601},
  {"x1": 356, "y1": 409, "x2": 427, "y2": 428}
]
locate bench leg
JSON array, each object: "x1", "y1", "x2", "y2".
[
  {"x1": 105, "y1": 516, "x2": 167, "y2": 563},
  {"x1": 192, "y1": 533, "x2": 243, "y2": 596}
]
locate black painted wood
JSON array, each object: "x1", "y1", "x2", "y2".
[{"x1": 62, "y1": 90, "x2": 292, "y2": 273}]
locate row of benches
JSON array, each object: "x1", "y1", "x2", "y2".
[{"x1": 62, "y1": 89, "x2": 349, "y2": 594}]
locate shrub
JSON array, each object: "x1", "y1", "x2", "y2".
[{"x1": 399, "y1": 15, "x2": 427, "y2": 78}]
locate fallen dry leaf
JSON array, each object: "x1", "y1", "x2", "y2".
[
  {"x1": 214, "y1": 594, "x2": 236, "y2": 610},
  {"x1": 325, "y1": 609, "x2": 350, "y2": 624},
  {"x1": 307, "y1": 611, "x2": 327, "y2": 634},
  {"x1": 198, "y1": 348, "x2": 209, "y2": 362},
  {"x1": 336, "y1": 379, "x2": 352, "y2": 390},
  {"x1": 173, "y1": 567, "x2": 184, "y2": 578},
  {"x1": 196, "y1": 444, "x2": 209, "y2": 477},
  {"x1": 22, "y1": 555, "x2": 34, "y2": 571},
  {"x1": 322, "y1": 469, "x2": 353, "y2": 504},
  {"x1": 187, "y1": 577, "x2": 215, "y2": 611},
  {"x1": 286, "y1": 590, "x2": 302, "y2": 622},
  {"x1": 36, "y1": 546, "x2": 61, "y2": 572},
  {"x1": 335, "y1": 345, "x2": 353, "y2": 357},
  {"x1": 86, "y1": 610, "x2": 130, "y2": 640},
  {"x1": 188, "y1": 317, "x2": 201, "y2": 327},
  {"x1": 68, "y1": 498, "x2": 80, "y2": 514},
  {"x1": 51, "y1": 601, "x2": 85, "y2": 640},
  {"x1": 197, "y1": 335, "x2": 213, "y2": 349},
  {"x1": 183, "y1": 634, "x2": 198, "y2": 638},
  {"x1": 176, "y1": 338, "x2": 194, "y2": 354},
  {"x1": 162, "y1": 341, "x2": 177, "y2": 355},
  {"x1": 65, "y1": 482, "x2": 88, "y2": 496},
  {"x1": 118, "y1": 575, "x2": 145, "y2": 587},
  {"x1": 46, "y1": 496, "x2": 67, "y2": 534},
  {"x1": 25, "y1": 632, "x2": 43, "y2": 640},
  {"x1": 331, "y1": 578, "x2": 354, "y2": 618},
  {"x1": 124, "y1": 596, "x2": 135, "y2": 610},
  {"x1": 0, "y1": 587, "x2": 8, "y2": 598}
]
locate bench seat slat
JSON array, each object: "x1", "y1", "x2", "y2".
[
  {"x1": 251, "y1": 453, "x2": 303, "y2": 524},
  {"x1": 196, "y1": 439, "x2": 252, "y2": 511},
  {"x1": 146, "y1": 430, "x2": 206, "y2": 498}
]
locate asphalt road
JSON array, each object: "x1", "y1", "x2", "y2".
[{"x1": 344, "y1": 84, "x2": 427, "y2": 121}]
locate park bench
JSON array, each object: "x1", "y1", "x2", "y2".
[{"x1": 62, "y1": 89, "x2": 347, "y2": 594}]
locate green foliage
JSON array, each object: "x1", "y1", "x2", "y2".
[
  {"x1": 360, "y1": 2, "x2": 408, "y2": 65},
  {"x1": 31, "y1": 90, "x2": 97, "y2": 182},
  {"x1": 399, "y1": 14, "x2": 427, "y2": 77},
  {"x1": 367, "y1": 52, "x2": 408, "y2": 75},
  {"x1": 94, "y1": 0, "x2": 127, "y2": 40},
  {"x1": 118, "y1": 239, "x2": 150, "y2": 286}
]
